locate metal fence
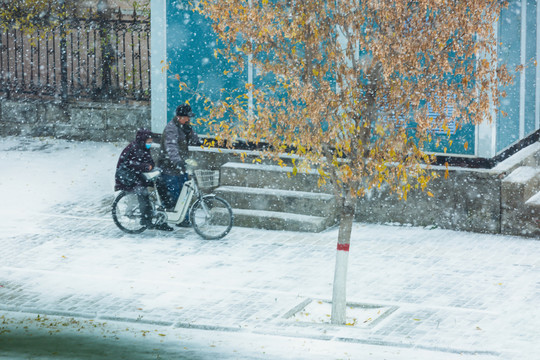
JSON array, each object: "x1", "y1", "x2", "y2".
[{"x1": 0, "y1": 12, "x2": 150, "y2": 102}]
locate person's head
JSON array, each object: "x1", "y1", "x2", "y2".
[
  {"x1": 175, "y1": 104, "x2": 194, "y2": 125},
  {"x1": 135, "y1": 128, "x2": 153, "y2": 149},
  {"x1": 144, "y1": 137, "x2": 153, "y2": 149}
]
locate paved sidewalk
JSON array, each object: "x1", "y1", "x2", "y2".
[
  {"x1": 1, "y1": 209, "x2": 540, "y2": 359},
  {"x1": 1, "y1": 136, "x2": 539, "y2": 359}
]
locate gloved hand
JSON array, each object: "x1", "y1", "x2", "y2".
[
  {"x1": 185, "y1": 159, "x2": 198, "y2": 167},
  {"x1": 181, "y1": 123, "x2": 193, "y2": 135},
  {"x1": 175, "y1": 160, "x2": 186, "y2": 173}
]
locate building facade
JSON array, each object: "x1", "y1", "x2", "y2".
[{"x1": 151, "y1": 0, "x2": 540, "y2": 161}]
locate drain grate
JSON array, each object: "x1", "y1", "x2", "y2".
[{"x1": 284, "y1": 299, "x2": 397, "y2": 328}]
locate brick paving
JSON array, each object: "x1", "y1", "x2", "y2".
[
  {"x1": 1, "y1": 135, "x2": 539, "y2": 359},
  {"x1": 1, "y1": 204, "x2": 539, "y2": 359}
]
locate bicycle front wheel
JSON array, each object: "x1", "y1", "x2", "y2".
[
  {"x1": 190, "y1": 195, "x2": 233, "y2": 240},
  {"x1": 112, "y1": 191, "x2": 147, "y2": 234}
]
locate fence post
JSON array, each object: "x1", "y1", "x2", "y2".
[
  {"x1": 98, "y1": 2, "x2": 113, "y2": 99},
  {"x1": 0, "y1": 26, "x2": 10, "y2": 99},
  {"x1": 59, "y1": 22, "x2": 68, "y2": 101}
]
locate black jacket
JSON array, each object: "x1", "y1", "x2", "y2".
[{"x1": 115, "y1": 129, "x2": 155, "y2": 191}]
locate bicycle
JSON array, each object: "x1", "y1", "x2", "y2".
[{"x1": 111, "y1": 164, "x2": 234, "y2": 240}]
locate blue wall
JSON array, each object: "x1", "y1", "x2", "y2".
[
  {"x1": 498, "y1": 1, "x2": 523, "y2": 151},
  {"x1": 166, "y1": 0, "x2": 245, "y2": 128},
  {"x1": 158, "y1": 0, "x2": 539, "y2": 157}
]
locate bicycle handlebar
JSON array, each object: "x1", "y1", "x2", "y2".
[
  {"x1": 142, "y1": 163, "x2": 197, "y2": 180},
  {"x1": 142, "y1": 168, "x2": 162, "y2": 180}
]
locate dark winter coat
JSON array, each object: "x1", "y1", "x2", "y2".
[
  {"x1": 157, "y1": 119, "x2": 200, "y2": 176},
  {"x1": 115, "y1": 128, "x2": 155, "y2": 191}
]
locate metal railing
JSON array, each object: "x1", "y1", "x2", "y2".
[{"x1": 0, "y1": 11, "x2": 150, "y2": 102}]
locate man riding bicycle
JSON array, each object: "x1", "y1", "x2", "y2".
[
  {"x1": 112, "y1": 125, "x2": 234, "y2": 239},
  {"x1": 157, "y1": 104, "x2": 201, "y2": 215}
]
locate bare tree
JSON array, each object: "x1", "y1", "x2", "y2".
[{"x1": 194, "y1": 0, "x2": 511, "y2": 324}]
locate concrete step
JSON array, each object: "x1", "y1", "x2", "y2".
[
  {"x1": 215, "y1": 186, "x2": 337, "y2": 218},
  {"x1": 493, "y1": 142, "x2": 540, "y2": 174},
  {"x1": 220, "y1": 162, "x2": 333, "y2": 194},
  {"x1": 525, "y1": 192, "x2": 540, "y2": 238},
  {"x1": 517, "y1": 190, "x2": 539, "y2": 237},
  {"x1": 502, "y1": 166, "x2": 540, "y2": 204},
  {"x1": 217, "y1": 162, "x2": 339, "y2": 232},
  {"x1": 526, "y1": 190, "x2": 540, "y2": 206},
  {"x1": 501, "y1": 166, "x2": 540, "y2": 237},
  {"x1": 230, "y1": 208, "x2": 331, "y2": 232}
]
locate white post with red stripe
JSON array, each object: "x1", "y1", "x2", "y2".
[
  {"x1": 331, "y1": 242, "x2": 349, "y2": 324},
  {"x1": 331, "y1": 199, "x2": 355, "y2": 325}
]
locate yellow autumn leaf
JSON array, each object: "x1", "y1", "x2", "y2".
[{"x1": 427, "y1": 191, "x2": 434, "y2": 197}]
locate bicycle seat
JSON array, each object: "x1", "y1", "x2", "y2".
[{"x1": 143, "y1": 168, "x2": 162, "y2": 180}]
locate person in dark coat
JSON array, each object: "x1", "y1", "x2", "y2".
[
  {"x1": 115, "y1": 128, "x2": 172, "y2": 231},
  {"x1": 157, "y1": 104, "x2": 201, "y2": 211}
]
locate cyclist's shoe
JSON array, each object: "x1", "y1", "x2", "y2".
[
  {"x1": 155, "y1": 223, "x2": 174, "y2": 231},
  {"x1": 146, "y1": 223, "x2": 174, "y2": 231},
  {"x1": 176, "y1": 219, "x2": 191, "y2": 228}
]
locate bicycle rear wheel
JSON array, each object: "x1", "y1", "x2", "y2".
[
  {"x1": 190, "y1": 195, "x2": 233, "y2": 240},
  {"x1": 112, "y1": 191, "x2": 147, "y2": 234}
]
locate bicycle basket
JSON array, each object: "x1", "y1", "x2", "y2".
[{"x1": 194, "y1": 170, "x2": 220, "y2": 189}]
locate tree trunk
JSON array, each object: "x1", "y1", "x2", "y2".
[{"x1": 331, "y1": 197, "x2": 355, "y2": 325}]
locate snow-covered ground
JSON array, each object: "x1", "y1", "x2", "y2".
[
  {"x1": 0, "y1": 137, "x2": 120, "y2": 237},
  {"x1": 1, "y1": 136, "x2": 539, "y2": 359}
]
